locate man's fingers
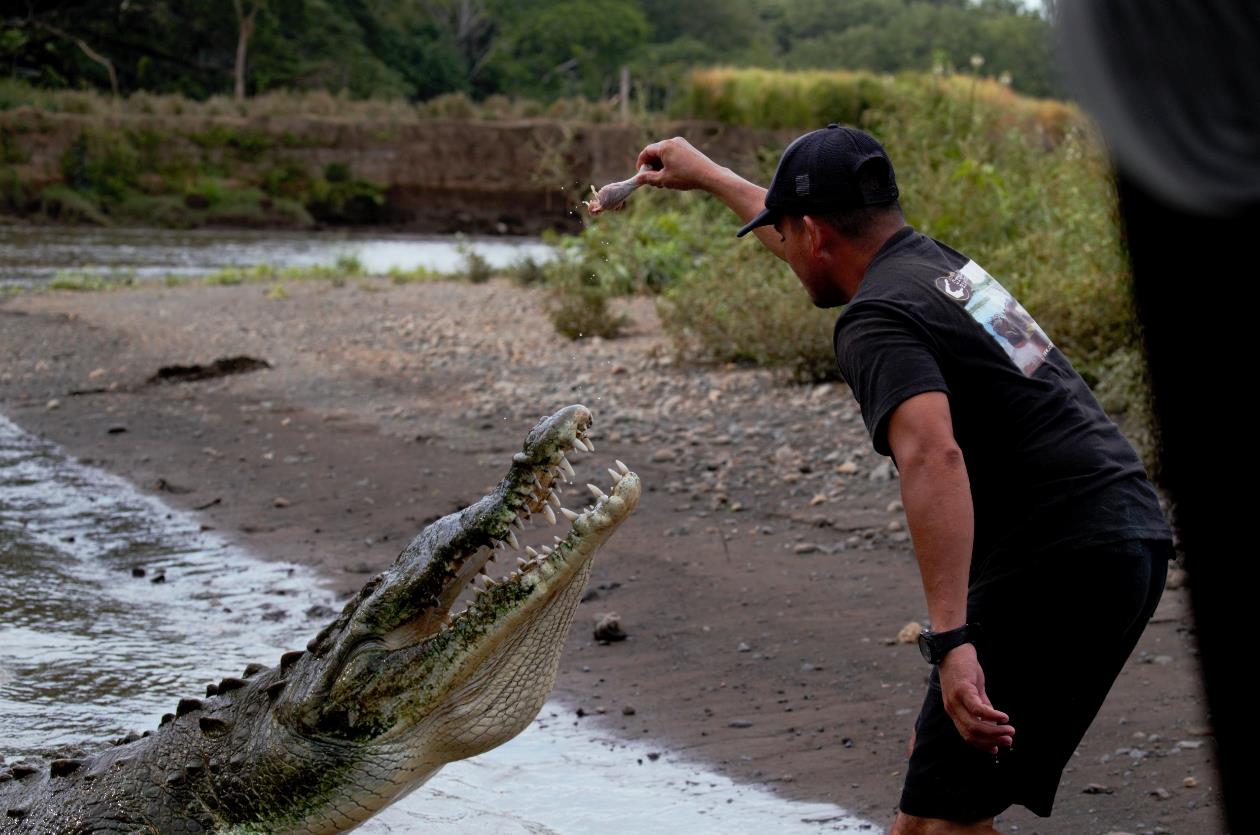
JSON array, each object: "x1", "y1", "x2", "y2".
[
  {"x1": 960, "y1": 689, "x2": 1008, "y2": 725},
  {"x1": 635, "y1": 142, "x2": 664, "y2": 171},
  {"x1": 955, "y1": 713, "x2": 1015, "y2": 750}
]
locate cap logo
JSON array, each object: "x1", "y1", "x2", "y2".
[{"x1": 795, "y1": 174, "x2": 810, "y2": 196}]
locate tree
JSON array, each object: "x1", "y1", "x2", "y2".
[{"x1": 233, "y1": 0, "x2": 264, "y2": 100}]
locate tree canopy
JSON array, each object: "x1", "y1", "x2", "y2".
[{"x1": 2, "y1": 0, "x2": 1062, "y2": 104}]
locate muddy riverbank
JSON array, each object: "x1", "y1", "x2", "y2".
[{"x1": 0, "y1": 278, "x2": 1224, "y2": 833}]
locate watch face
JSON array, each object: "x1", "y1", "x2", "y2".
[{"x1": 917, "y1": 632, "x2": 934, "y2": 663}]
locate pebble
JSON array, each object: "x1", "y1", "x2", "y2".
[
  {"x1": 793, "y1": 543, "x2": 818, "y2": 554},
  {"x1": 46, "y1": 399, "x2": 61, "y2": 410},
  {"x1": 273, "y1": 497, "x2": 291, "y2": 508},
  {"x1": 1082, "y1": 783, "x2": 1114, "y2": 794},
  {"x1": 1183, "y1": 776, "x2": 1198, "y2": 788},
  {"x1": 651, "y1": 449, "x2": 677, "y2": 462},
  {"x1": 737, "y1": 642, "x2": 751, "y2": 653},
  {"x1": 869, "y1": 461, "x2": 895, "y2": 482},
  {"x1": 728, "y1": 720, "x2": 754, "y2": 728},
  {"x1": 1150, "y1": 787, "x2": 1171, "y2": 800},
  {"x1": 593, "y1": 612, "x2": 627, "y2": 642},
  {"x1": 896, "y1": 622, "x2": 923, "y2": 644}
]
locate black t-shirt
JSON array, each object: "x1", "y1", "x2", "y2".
[{"x1": 833, "y1": 227, "x2": 1170, "y2": 581}]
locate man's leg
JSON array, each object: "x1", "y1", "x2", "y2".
[
  {"x1": 890, "y1": 812, "x2": 998, "y2": 834},
  {"x1": 898, "y1": 540, "x2": 1167, "y2": 823}
]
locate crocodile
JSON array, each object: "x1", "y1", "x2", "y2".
[{"x1": 0, "y1": 404, "x2": 640, "y2": 833}]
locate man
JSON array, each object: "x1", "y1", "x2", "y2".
[{"x1": 634, "y1": 126, "x2": 1172, "y2": 833}]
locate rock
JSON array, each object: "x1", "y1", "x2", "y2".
[
  {"x1": 886, "y1": 499, "x2": 904, "y2": 513},
  {"x1": 46, "y1": 399, "x2": 61, "y2": 411},
  {"x1": 131, "y1": 567, "x2": 146, "y2": 577},
  {"x1": 793, "y1": 543, "x2": 818, "y2": 554},
  {"x1": 593, "y1": 612, "x2": 627, "y2": 642},
  {"x1": 106, "y1": 425, "x2": 128, "y2": 435},
  {"x1": 897, "y1": 622, "x2": 923, "y2": 644},
  {"x1": 728, "y1": 720, "x2": 754, "y2": 728},
  {"x1": 809, "y1": 493, "x2": 827, "y2": 506},
  {"x1": 272, "y1": 497, "x2": 291, "y2": 508},
  {"x1": 622, "y1": 705, "x2": 636, "y2": 716},
  {"x1": 1183, "y1": 776, "x2": 1198, "y2": 788},
  {"x1": 651, "y1": 448, "x2": 677, "y2": 463},
  {"x1": 836, "y1": 460, "x2": 859, "y2": 475},
  {"x1": 1082, "y1": 783, "x2": 1114, "y2": 794},
  {"x1": 869, "y1": 460, "x2": 895, "y2": 482},
  {"x1": 1165, "y1": 566, "x2": 1188, "y2": 589},
  {"x1": 1150, "y1": 787, "x2": 1172, "y2": 800},
  {"x1": 736, "y1": 642, "x2": 751, "y2": 653}
]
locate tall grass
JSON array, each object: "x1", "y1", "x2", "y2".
[
  {"x1": 553, "y1": 68, "x2": 1149, "y2": 442},
  {"x1": 0, "y1": 79, "x2": 621, "y2": 125}
]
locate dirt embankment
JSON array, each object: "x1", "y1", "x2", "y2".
[
  {"x1": 1, "y1": 108, "x2": 793, "y2": 234},
  {"x1": 0, "y1": 279, "x2": 1224, "y2": 834}
]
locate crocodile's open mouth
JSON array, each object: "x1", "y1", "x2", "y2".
[{"x1": 362, "y1": 404, "x2": 640, "y2": 653}]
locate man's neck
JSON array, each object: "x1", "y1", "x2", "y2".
[{"x1": 836, "y1": 220, "x2": 907, "y2": 298}]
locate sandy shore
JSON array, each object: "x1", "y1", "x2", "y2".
[{"x1": 0, "y1": 277, "x2": 1225, "y2": 833}]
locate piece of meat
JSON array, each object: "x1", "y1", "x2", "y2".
[{"x1": 583, "y1": 165, "x2": 652, "y2": 215}]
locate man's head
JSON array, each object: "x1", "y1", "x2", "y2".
[{"x1": 741, "y1": 125, "x2": 905, "y2": 307}]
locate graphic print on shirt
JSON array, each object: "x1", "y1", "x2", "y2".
[{"x1": 933, "y1": 260, "x2": 1053, "y2": 376}]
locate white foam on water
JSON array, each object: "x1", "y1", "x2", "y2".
[{"x1": 0, "y1": 413, "x2": 880, "y2": 833}]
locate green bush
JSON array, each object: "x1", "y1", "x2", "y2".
[{"x1": 38, "y1": 184, "x2": 109, "y2": 225}]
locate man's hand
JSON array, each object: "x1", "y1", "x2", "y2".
[
  {"x1": 938, "y1": 643, "x2": 1015, "y2": 754},
  {"x1": 635, "y1": 137, "x2": 724, "y2": 192}
]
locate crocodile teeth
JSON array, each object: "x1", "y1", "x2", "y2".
[
  {"x1": 587, "y1": 483, "x2": 607, "y2": 500},
  {"x1": 517, "y1": 557, "x2": 529, "y2": 567},
  {"x1": 607, "y1": 467, "x2": 623, "y2": 483},
  {"x1": 583, "y1": 438, "x2": 595, "y2": 452},
  {"x1": 616, "y1": 459, "x2": 629, "y2": 475},
  {"x1": 480, "y1": 575, "x2": 495, "y2": 589},
  {"x1": 553, "y1": 535, "x2": 563, "y2": 544},
  {"x1": 543, "y1": 504, "x2": 556, "y2": 525},
  {"x1": 525, "y1": 546, "x2": 539, "y2": 558},
  {"x1": 548, "y1": 490, "x2": 562, "y2": 509},
  {"x1": 540, "y1": 545, "x2": 553, "y2": 555},
  {"x1": 560, "y1": 507, "x2": 579, "y2": 521},
  {"x1": 572, "y1": 437, "x2": 590, "y2": 453},
  {"x1": 506, "y1": 530, "x2": 520, "y2": 550},
  {"x1": 559, "y1": 456, "x2": 576, "y2": 479}
]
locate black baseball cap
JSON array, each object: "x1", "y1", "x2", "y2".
[{"x1": 735, "y1": 124, "x2": 899, "y2": 237}]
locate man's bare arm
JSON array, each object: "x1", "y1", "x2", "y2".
[
  {"x1": 635, "y1": 137, "x2": 786, "y2": 261},
  {"x1": 886, "y1": 391, "x2": 1014, "y2": 754}
]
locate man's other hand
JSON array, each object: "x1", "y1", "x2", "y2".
[
  {"x1": 938, "y1": 643, "x2": 1015, "y2": 754},
  {"x1": 636, "y1": 137, "x2": 722, "y2": 192}
]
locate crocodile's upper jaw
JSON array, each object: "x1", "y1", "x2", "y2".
[{"x1": 261, "y1": 405, "x2": 639, "y2": 823}]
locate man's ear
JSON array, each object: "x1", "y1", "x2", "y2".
[{"x1": 802, "y1": 215, "x2": 827, "y2": 258}]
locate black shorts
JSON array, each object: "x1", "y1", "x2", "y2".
[{"x1": 899, "y1": 538, "x2": 1171, "y2": 822}]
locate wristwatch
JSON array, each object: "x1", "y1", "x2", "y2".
[{"x1": 917, "y1": 623, "x2": 982, "y2": 664}]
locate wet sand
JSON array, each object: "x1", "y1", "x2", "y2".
[{"x1": 0, "y1": 278, "x2": 1225, "y2": 833}]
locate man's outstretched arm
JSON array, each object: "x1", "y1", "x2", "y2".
[
  {"x1": 886, "y1": 391, "x2": 1015, "y2": 755},
  {"x1": 635, "y1": 137, "x2": 787, "y2": 261}
]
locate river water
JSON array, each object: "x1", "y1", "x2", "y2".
[
  {"x1": 0, "y1": 225, "x2": 555, "y2": 288},
  {"x1": 0, "y1": 414, "x2": 877, "y2": 833}
]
